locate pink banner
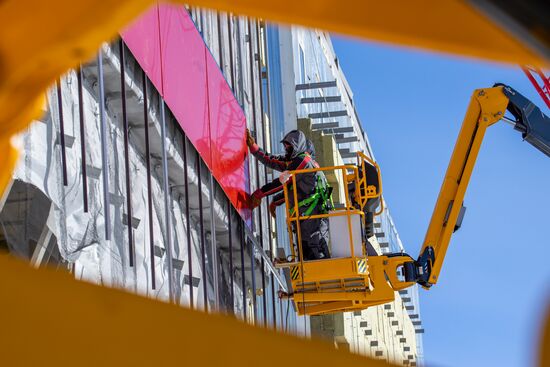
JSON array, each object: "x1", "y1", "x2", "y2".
[
  {"x1": 121, "y1": 4, "x2": 163, "y2": 94},
  {"x1": 158, "y1": 5, "x2": 212, "y2": 167},
  {"x1": 206, "y1": 55, "x2": 251, "y2": 217},
  {"x1": 122, "y1": 4, "x2": 251, "y2": 223}
]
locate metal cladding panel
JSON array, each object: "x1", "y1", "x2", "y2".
[
  {"x1": 206, "y1": 55, "x2": 252, "y2": 223},
  {"x1": 122, "y1": 4, "x2": 251, "y2": 224},
  {"x1": 157, "y1": 4, "x2": 212, "y2": 167},
  {"x1": 120, "y1": 4, "x2": 163, "y2": 94}
]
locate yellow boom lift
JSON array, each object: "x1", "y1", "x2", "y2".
[{"x1": 278, "y1": 83, "x2": 550, "y2": 316}]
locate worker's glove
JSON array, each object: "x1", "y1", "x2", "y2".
[
  {"x1": 279, "y1": 171, "x2": 291, "y2": 184},
  {"x1": 245, "y1": 128, "x2": 255, "y2": 148},
  {"x1": 269, "y1": 201, "x2": 277, "y2": 218},
  {"x1": 249, "y1": 189, "x2": 263, "y2": 209}
]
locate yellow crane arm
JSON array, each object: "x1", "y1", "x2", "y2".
[
  {"x1": 408, "y1": 85, "x2": 550, "y2": 288},
  {"x1": 415, "y1": 86, "x2": 509, "y2": 287}
]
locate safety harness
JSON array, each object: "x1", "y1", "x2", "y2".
[{"x1": 289, "y1": 153, "x2": 333, "y2": 216}]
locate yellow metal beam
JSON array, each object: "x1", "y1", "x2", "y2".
[
  {"x1": 0, "y1": 254, "x2": 393, "y2": 366},
  {"x1": 192, "y1": 0, "x2": 549, "y2": 67}
]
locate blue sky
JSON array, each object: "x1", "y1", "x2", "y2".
[{"x1": 331, "y1": 36, "x2": 550, "y2": 367}]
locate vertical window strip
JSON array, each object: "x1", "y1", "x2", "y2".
[
  {"x1": 228, "y1": 200, "x2": 235, "y2": 314},
  {"x1": 97, "y1": 50, "x2": 111, "y2": 241},
  {"x1": 255, "y1": 19, "x2": 277, "y2": 329},
  {"x1": 160, "y1": 100, "x2": 175, "y2": 302},
  {"x1": 76, "y1": 66, "x2": 89, "y2": 213},
  {"x1": 143, "y1": 72, "x2": 156, "y2": 290},
  {"x1": 56, "y1": 78, "x2": 68, "y2": 186},
  {"x1": 119, "y1": 40, "x2": 135, "y2": 267},
  {"x1": 197, "y1": 155, "x2": 208, "y2": 312},
  {"x1": 183, "y1": 134, "x2": 193, "y2": 308}
]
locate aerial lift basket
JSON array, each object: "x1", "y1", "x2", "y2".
[{"x1": 277, "y1": 153, "x2": 413, "y2": 316}]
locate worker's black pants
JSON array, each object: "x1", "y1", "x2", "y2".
[{"x1": 295, "y1": 209, "x2": 330, "y2": 261}]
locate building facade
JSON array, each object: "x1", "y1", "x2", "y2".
[
  {"x1": 265, "y1": 24, "x2": 424, "y2": 365},
  {"x1": 0, "y1": 4, "x2": 422, "y2": 365}
]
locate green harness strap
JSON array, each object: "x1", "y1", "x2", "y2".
[
  {"x1": 289, "y1": 174, "x2": 332, "y2": 217},
  {"x1": 290, "y1": 192, "x2": 321, "y2": 217}
]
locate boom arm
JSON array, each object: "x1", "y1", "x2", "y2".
[{"x1": 409, "y1": 85, "x2": 550, "y2": 288}]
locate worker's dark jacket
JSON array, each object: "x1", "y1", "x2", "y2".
[{"x1": 269, "y1": 138, "x2": 319, "y2": 211}]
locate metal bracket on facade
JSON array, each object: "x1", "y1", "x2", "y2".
[
  {"x1": 309, "y1": 110, "x2": 348, "y2": 119},
  {"x1": 295, "y1": 80, "x2": 337, "y2": 91}
]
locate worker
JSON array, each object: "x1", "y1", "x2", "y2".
[
  {"x1": 246, "y1": 129, "x2": 330, "y2": 260},
  {"x1": 268, "y1": 138, "x2": 319, "y2": 217}
]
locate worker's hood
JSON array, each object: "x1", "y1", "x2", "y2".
[
  {"x1": 281, "y1": 130, "x2": 307, "y2": 159},
  {"x1": 306, "y1": 139, "x2": 316, "y2": 160}
]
